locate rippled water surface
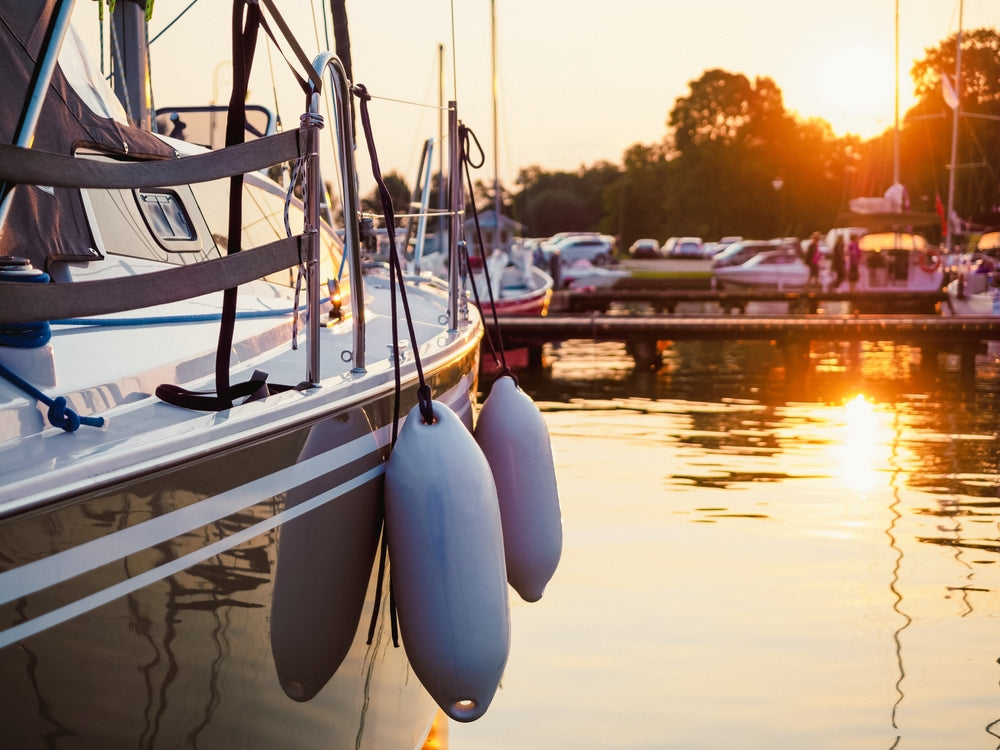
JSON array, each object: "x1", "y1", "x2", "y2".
[{"x1": 452, "y1": 338, "x2": 1000, "y2": 750}]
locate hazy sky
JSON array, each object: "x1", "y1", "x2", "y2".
[{"x1": 71, "y1": 0, "x2": 995, "y2": 195}]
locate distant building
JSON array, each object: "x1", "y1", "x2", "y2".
[{"x1": 465, "y1": 210, "x2": 525, "y2": 253}]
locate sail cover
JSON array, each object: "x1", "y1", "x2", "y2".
[{"x1": 0, "y1": 0, "x2": 175, "y2": 270}]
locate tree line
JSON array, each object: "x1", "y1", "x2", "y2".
[{"x1": 365, "y1": 29, "x2": 1000, "y2": 251}]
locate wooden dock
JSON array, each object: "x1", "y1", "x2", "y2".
[
  {"x1": 486, "y1": 313, "x2": 1000, "y2": 377},
  {"x1": 552, "y1": 288, "x2": 950, "y2": 315}
]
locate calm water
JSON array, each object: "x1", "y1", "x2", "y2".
[{"x1": 452, "y1": 337, "x2": 1000, "y2": 750}]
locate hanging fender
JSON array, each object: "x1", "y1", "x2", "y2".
[
  {"x1": 384, "y1": 399, "x2": 510, "y2": 723},
  {"x1": 475, "y1": 375, "x2": 562, "y2": 603}
]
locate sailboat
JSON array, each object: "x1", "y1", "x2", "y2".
[
  {"x1": 0, "y1": 1, "x2": 535, "y2": 745},
  {"x1": 937, "y1": 0, "x2": 1000, "y2": 314},
  {"x1": 826, "y1": 0, "x2": 954, "y2": 309},
  {"x1": 465, "y1": 0, "x2": 553, "y2": 318}
]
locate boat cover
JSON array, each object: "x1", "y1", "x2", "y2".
[{"x1": 0, "y1": 0, "x2": 176, "y2": 270}]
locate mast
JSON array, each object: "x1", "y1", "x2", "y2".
[
  {"x1": 892, "y1": 0, "x2": 899, "y2": 185},
  {"x1": 945, "y1": 0, "x2": 963, "y2": 252},
  {"x1": 111, "y1": 0, "x2": 152, "y2": 130},
  {"x1": 490, "y1": 0, "x2": 501, "y2": 250}
]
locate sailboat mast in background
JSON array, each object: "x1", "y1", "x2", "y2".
[
  {"x1": 945, "y1": 0, "x2": 964, "y2": 252},
  {"x1": 491, "y1": 0, "x2": 501, "y2": 245}
]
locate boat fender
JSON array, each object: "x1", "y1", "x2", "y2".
[
  {"x1": 270, "y1": 413, "x2": 382, "y2": 701},
  {"x1": 385, "y1": 400, "x2": 510, "y2": 722},
  {"x1": 475, "y1": 375, "x2": 562, "y2": 602}
]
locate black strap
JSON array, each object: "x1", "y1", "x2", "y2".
[
  {"x1": 214, "y1": 2, "x2": 263, "y2": 411},
  {"x1": 155, "y1": 370, "x2": 306, "y2": 412},
  {"x1": 0, "y1": 235, "x2": 305, "y2": 323},
  {"x1": 0, "y1": 130, "x2": 307, "y2": 189},
  {"x1": 155, "y1": 376, "x2": 268, "y2": 412}
]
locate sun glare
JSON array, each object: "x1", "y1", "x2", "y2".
[
  {"x1": 814, "y1": 42, "x2": 908, "y2": 139},
  {"x1": 837, "y1": 394, "x2": 885, "y2": 493}
]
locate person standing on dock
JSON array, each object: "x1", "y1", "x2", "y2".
[
  {"x1": 831, "y1": 234, "x2": 846, "y2": 290},
  {"x1": 806, "y1": 232, "x2": 822, "y2": 288},
  {"x1": 847, "y1": 234, "x2": 862, "y2": 292}
]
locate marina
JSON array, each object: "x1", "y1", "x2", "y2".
[
  {"x1": 488, "y1": 312, "x2": 1000, "y2": 376},
  {"x1": 553, "y1": 287, "x2": 950, "y2": 315},
  {"x1": 1, "y1": 0, "x2": 997, "y2": 748},
  {"x1": 453, "y1": 335, "x2": 1000, "y2": 750}
]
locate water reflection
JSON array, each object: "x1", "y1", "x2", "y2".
[
  {"x1": 837, "y1": 394, "x2": 885, "y2": 493},
  {"x1": 886, "y1": 405, "x2": 910, "y2": 748},
  {"x1": 458, "y1": 337, "x2": 1000, "y2": 750},
  {"x1": 513, "y1": 338, "x2": 1000, "y2": 410}
]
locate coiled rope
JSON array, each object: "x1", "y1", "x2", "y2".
[{"x1": 0, "y1": 262, "x2": 104, "y2": 432}]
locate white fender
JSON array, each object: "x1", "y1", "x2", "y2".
[
  {"x1": 475, "y1": 375, "x2": 562, "y2": 602},
  {"x1": 270, "y1": 412, "x2": 381, "y2": 701},
  {"x1": 385, "y1": 400, "x2": 510, "y2": 722}
]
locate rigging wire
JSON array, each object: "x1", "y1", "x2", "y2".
[{"x1": 147, "y1": 0, "x2": 201, "y2": 45}]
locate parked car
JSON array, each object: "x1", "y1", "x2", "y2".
[
  {"x1": 710, "y1": 239, "x2": 783, "y2": 269},
  {"x1": 660, "y1": 236, "x2": 703, "y2": 258},
  {"x1": 546, "y1": 234, "x2": 616, "y2": 266},
  {"x1": 628, "y1": 238, "x2": 661, "y2": 258}
]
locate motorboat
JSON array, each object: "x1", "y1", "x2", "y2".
[
  {"x1": 834, "y1": 230, "x2": 944, "y2": 293},
  {"x1": 711, "y1": 247, "x2": 815, "y2": 291},
  {"x1": 560, "y1": 258, "x2": 631, "y2": 290},
  {"x1": 945, "y1": 231, "x2": 1000, "y2": 315},
  {"x1": 474, "y1": 245, "x2": 554, "y2": 316},
  {"x1": 0, "y1": 2, "x2": 559, "y2": 747}
]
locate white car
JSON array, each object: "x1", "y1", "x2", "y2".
[
  {"x1": 662, "y1": 236, "x2": 703, "y2": 258},
  {"x1": 545, "y1": 234, "x2": 616, "y2": 266},
  {"x1": 628, "y1": 238, "x2": 661, "y2": 258}
]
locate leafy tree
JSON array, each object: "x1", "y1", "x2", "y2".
[
  {"x1": 905, "y1": 28, "x2": 1000, "y2": 227},
  {"x1": 500, "y1": 27, "x2": 1000, "y2": 245},
  {"x1": 604, "y1": 143, "x2": 671, "y2": 246},
  {"x1": 359, "y1": 171, "x2": 410, "y2": 217},
  {"x1": 511, "y1": 164, "x2": 620, "y2": 238}
]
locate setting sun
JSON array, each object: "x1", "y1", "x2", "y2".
[{"x1": 812, "y1": 42, "x2": 911, "y2": 139}]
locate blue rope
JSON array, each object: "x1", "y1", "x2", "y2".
[
  {"x1": 0, "y1": 284, "x2": 334, "y2": 432},
  {"x1": 51, "y1": 295, "x2": 333, "y2": 327},
  {"x1": 2, "y1": 270, "x2": 52, "y2": 348},
  {"x1": 0, "y1": 326, "x2": 51, "y2": 348},
  {"x1": 0, "y1": 361, "x2": 105, "y2": 432}
]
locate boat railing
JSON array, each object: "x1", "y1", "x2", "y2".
[
  {"x1": 306, "y1": 52, "x2": 365, "y2": 376},
  {"x1": 0, "y1": 110, "x2": 356, "y2": 384}
]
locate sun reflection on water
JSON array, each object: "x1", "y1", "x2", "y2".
[{"x1": 836, "y1": 393, "x2": 898, "y2": 495}]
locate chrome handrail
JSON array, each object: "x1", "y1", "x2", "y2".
[
  {"x1": 447, "y1": 101, "x2": 461, "y2": 331},
  {"x1": 306, "y1": 52, "x2": 366, "y2": 378}
]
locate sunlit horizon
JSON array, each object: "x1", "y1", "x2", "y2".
[{"x1": 69, "y1": 0, "x2": 992, "y2": 191}]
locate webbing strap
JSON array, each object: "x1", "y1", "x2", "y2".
[
  {"x1": 213, "y1": 1, "x2": 263, "y2": 412},
  {"x1": 0, "y1": 235, "x2": 305, "y2": 324},
  {"x1": 0, "y1": 129, "x2": 309, "y2": 190}
]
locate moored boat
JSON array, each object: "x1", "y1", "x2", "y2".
[
  {"x1": 944, "y1": 230, "x2": 1000, "y2": 315},
  {"x1": 474, "y1": 246, "x2": 553, "y2": 316},
  {"x1": 711, "y1": 246, "x2": 815, "y2": 291},
  {"x1": 0, "y1": 1, "x2": 547, "y2": 746}
]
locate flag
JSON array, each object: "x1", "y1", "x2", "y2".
[
  {"x1": 935, "y1": 193, "x2": 947, "y2": 236},
  {"x1": 941, "y1": 72, "x2": 959, "y2": 110}
]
